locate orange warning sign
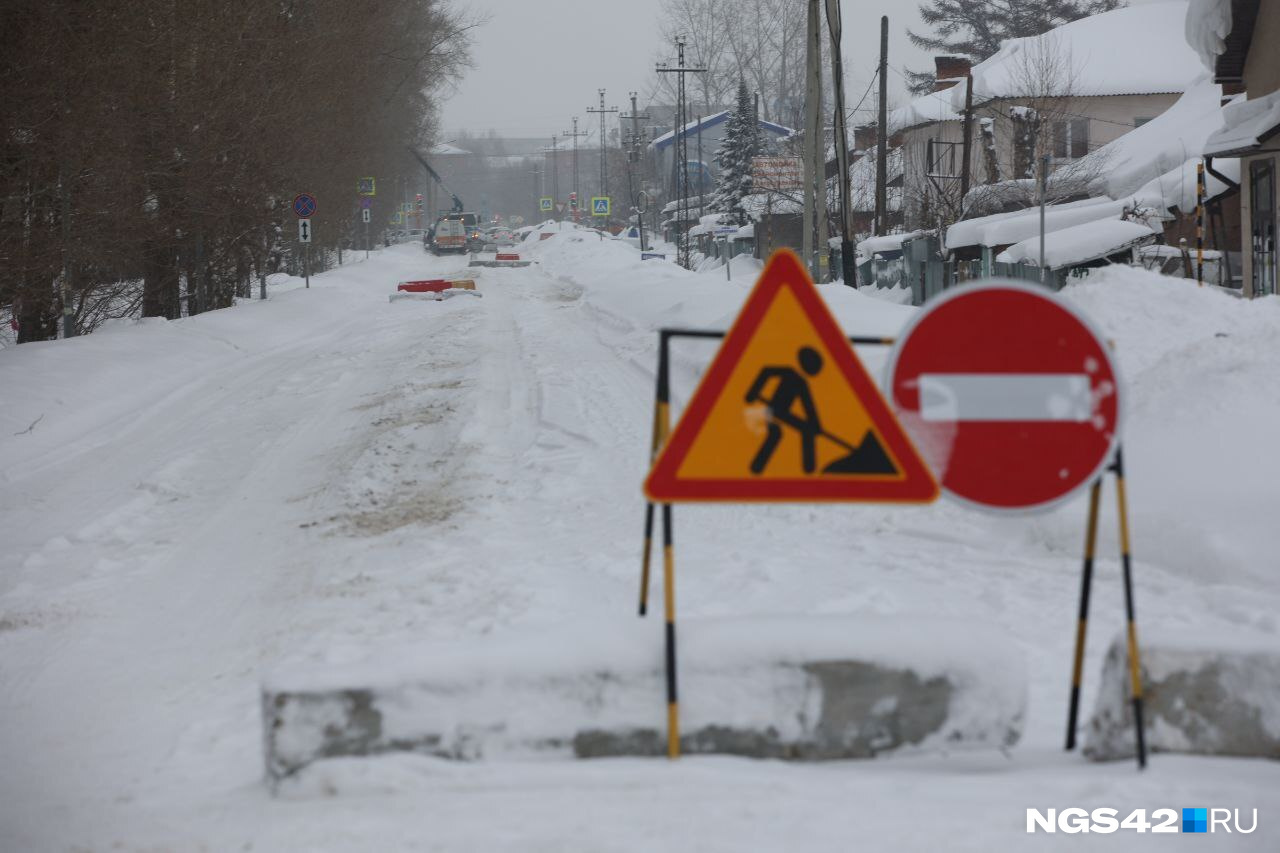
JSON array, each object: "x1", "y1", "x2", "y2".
[{"x1": 644, "y1": 250, "x2": 938, "y2": 503}]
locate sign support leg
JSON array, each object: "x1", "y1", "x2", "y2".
[
  {"x1": 1112, "y1": 447, "x2": 1147, "y2": 769},
  {"x1": 662, "y1": 502, "x2": 679, "y2": 759},
  {"x1": 640, "y1": 332, "x2": 672, "y2": 617},
  {"x1": 1066, "y1": 478, "x2": 1102, "y2": 750},
  {"x1": 304, "y1": 243, "x2": 310, "y2": 289}
]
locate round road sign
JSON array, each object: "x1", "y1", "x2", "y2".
[
  {"x1": 884, "y1": 281, "x2": 1121, "y2": 514},
  {"x1": 292, "y1": 193, "x2": 317, "y2": 218}
]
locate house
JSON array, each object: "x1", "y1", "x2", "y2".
[
  {"x1": 895, "y1": 2, "x2": 1206, "y2": 229},
  {"x1": 1192, "y1": 0, "x2": 1280, "y2": 297},
  {"x1": 649, "y1": 111, "x2": 795, "y2": 201}
]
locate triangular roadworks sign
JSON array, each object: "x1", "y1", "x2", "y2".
[{"x1": 644, "y1": 250, "x2": 938, "y2": 503}]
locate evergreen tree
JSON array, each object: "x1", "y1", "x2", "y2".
[
  {"x1": 906, "y1": 0, "x2": 1123, "y2": 93},
  {"x1": 711, "y1": 81, "x2": 760, "y2": 224}
]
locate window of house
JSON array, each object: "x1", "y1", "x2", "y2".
[{"x1": 1052, "y1": 119, "x2": 1090, "y2": 160}]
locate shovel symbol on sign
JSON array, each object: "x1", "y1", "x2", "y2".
[{"x1": 745, "y1": 346, "x2": 897, "y2": 476}]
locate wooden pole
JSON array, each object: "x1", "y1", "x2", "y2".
[{"x1": 874, "y1": 16, "x2": 889, "y2": 235}]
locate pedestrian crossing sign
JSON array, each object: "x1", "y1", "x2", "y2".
[
  {"x1": 539, "y1": 197, "x2": 554, "y2": 212},
  {"x1": 592, "y1": 197, "x2": 610, "y2": 217},
  {"x1": 644, "y1": 249, "x2": 937, "y2": 503}
]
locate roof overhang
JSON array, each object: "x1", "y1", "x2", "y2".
[{"x1": 1214, "y1": 0, "x2": 1262, "y2": 84}]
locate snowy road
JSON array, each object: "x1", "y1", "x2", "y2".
[{"x1": 2, "y1": 240, "x2": 1278, "y2": 851}]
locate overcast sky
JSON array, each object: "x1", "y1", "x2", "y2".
[{"x1": 440, "y1": 0, "x2": 934, "y2": 140}]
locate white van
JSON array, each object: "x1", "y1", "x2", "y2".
[{"x1": 432, "y1": 219, "x2": 467, "y2": 254}]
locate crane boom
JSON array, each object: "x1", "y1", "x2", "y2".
[{"x1": 408, "y1": 147, "x2": 465, "y2": 213}]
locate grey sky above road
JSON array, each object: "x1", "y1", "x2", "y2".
[{"x1": 440, "y1": 0, "x2": 935, "y2": 139}]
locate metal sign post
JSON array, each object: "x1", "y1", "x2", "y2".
[
  {"x1": 362, "y1": 207, "x2": 371, "y2": 259},
  {"x1": 298, "y1": 218, "x2": 312, "y2": 288},
  {"x1": 293, "y1": 193, "x2": 317, "y2": 289}
]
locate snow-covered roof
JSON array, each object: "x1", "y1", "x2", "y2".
[
  {"x1": 857, "y1": 231, "x2": 925, "y2": 256},
  {"x1": 431, "y1": 142, "x2": 471, "y2": 156},
  {"x1": 1079, "y1": 79, "x2": 1234, "y2": 200},
  {"x1": 649, "y1": 112, "x2": 794, "y2": 151},
  {"x1": 996, "y1": 219, "x2": 1158, "y2": 268},
  {"x1": 889, "y1": 85, "x2": 962, "y2": 135},
  {"x1": 1204, "y1": 89, "x2": 1280, "y2": 156},
  {"x1": 957, "y1": 1, "x2": 1202, "y2": 108},
  {"x1": 945, "y1": 197, "x2": 1127, "y2": 251},
  {"x1": 1184, "y1": 0, "x2": 1233, "y2": 71}
]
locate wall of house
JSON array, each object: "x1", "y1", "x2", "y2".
[
  {"x1": 897, "y1": 93, "x2": 1183, "y2": 228},
  {"x1": 1243, "y1": 0, "x2": 1280, "y2": 96}
]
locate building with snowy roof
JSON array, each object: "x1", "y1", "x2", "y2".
[
  {"x1": 1190, "y1": 0, "x2": 1280, "y2": 297},
  {"x1": 648, "y1": 111, "x2": 795, "y2": 200},
  {"x1": 891, "y1": 2, "x2": 1206, "y2": 231}
]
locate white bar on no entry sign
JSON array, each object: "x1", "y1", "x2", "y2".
[{"x1": 918, "y1": 373, "x2": 1092, "y2": 422}]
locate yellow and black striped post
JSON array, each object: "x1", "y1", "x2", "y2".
[
  {"x1": 1196, "y1": 161, "x2": 1206, "y2": 286},
  {"x1": 640, "y1": 333, "x2": 672, "y2": 617},
  {"x1": 1113, "y1": 448, "x2": 1147, "y2": 769},
  {"x1": 1065, "y1": 478, "x2": 1102, "y2": 751},
  {"x1": 662, "y1": 502, "x2": 680, "y2": 758}
]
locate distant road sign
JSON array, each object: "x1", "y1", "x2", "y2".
[
  {"x1": 713, "y1": 225, "x2": 738, "y2": 236},
  {"x1": 539, "y1": 197, "x2": 554, "y2": 212},
  {"x1": 361, "y1": 208, "x2": 371, "y2": 224},
  {"x1": 885, "y1": 281, "x2": 1121, "y2": 513},
  {"x1": 360, "y1": 197, "x2": 372, "y2": 210},
  {"x1": 592, "y1": 197, "x2": 611, "y2": 217},
  {"x1": 298, "y1": 218, "x2": 312, "y2": 243},
  {"x1": 357, "y1": 177, "x2": 376, "y2": 197},
  {"x1": 292, "y1": 193, "x2": 317, "y2": 218}
]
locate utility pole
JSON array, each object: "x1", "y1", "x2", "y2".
[
  {"x1": 564, "y1": 117, "x2": 588, "y2": 222},
  {"x1": 697, "y1": 115, "x2": 704, "y2": 219},
  {"x1": 960, "y1": 71, "x2": 975, "y2": 211},
  {"x1": 875, "y1": 15, "x2": 889, "y2": 236},
  {"x1": 826, "y1": 0, "x2": 855, "y2": 287},
  {"x1": 803, "y1": 0, "x2": 823, "y2": 281},
  {"x1": 621, "y1": 93, "x2": 651, "y2": 245},
  {"x1": 586, "y1": 89, "x2": 619, "y2": 202},
  {"x1": 1039, "y1": 153, "x2": 1049, "y2": 284},
  {"x1": 548, "y1": 135, "x2": 561, "y2": 219},
  {"x1": 657, "y1": 39, "x2": 706, "y2": 268}
]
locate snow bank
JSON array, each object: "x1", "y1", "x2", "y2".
[
  {"x1": 263, "y1": 615, "x2": 1026, "y2": 783},
  {"x1": 1084, "y1": 628, "x2": 1280, "y2": 760},
  {"x1": 1056, "y1": 266, "x2": 1280, "y2": 589}
]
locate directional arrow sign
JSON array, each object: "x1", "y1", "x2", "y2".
[
  {"x1": 361, "y1": 209, "x2": 371, "y2": 224},
  {"x1": 298, "y1": 218, "x2": 312, "y2": 243}
]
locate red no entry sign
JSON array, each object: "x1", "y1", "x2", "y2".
[{"x1": 885, "y1": 281, "x2": 1121, "y2": 513}]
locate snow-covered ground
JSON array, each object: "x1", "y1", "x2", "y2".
[{"x1": 2, "y1": 236, "x2": 1278, "y2": 850}]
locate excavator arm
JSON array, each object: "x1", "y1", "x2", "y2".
[{"x1": 407, "y1": 147, "x2": 465, "y2": 213}]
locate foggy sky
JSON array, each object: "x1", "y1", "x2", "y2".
[{"x1": 440, "y1": 0, "x2": 935, "y2": 140}]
